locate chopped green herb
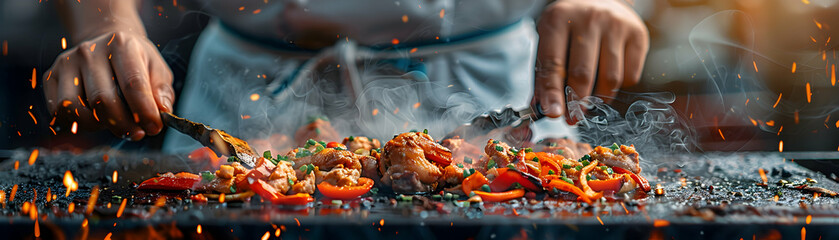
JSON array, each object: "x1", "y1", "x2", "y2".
[
  {"x1": 315, "y1": 128, "x2": 321, "y2": 134},
  {"x1": 580, "y1": 154, "x2": 591, "y2": 161},
  {"x1": 581, "y1": 160, "x2": 590, "y2": 166},
  {"x1": 295, "y1": 149, "x2": 313, "y2": 158},
  {"x1": 463, "y1": 170, "x2": 473, "y2": 178},
  {"x1": 548, "y1": 170, "x2": 555, "y2": 175},
  {"x1": 606, "y1": 167, "x2": 614, "y2": 174},
  {"x1": 432, "y1": 194, "x2": 442, "y2": 201},
  {"x1": 562, "y1": 176, "x2": 574, "y2": 184},
  {"x1": 586, "y1": 175, "x2": 592, "y2": 181},
  {"x1": 457, "y1": 163, "x2": 464, "y2": 168},
  {"x1": 318, "y1": 141, "x2": 326, "y2": 146},
  {"x1": 263, "y1": 150, "x2": 273, "y2": 160},
  {"x1": 575, "y1": 166, "x2": 583, "y2": 171},
  {"x1": 200, "y1": 171, "x2": 215, "y2": 182},
  {"x1": 495, "y1": 145, "x2": 504, "y2": 152},
  {"x1": 333, "y1": 147, "x2": 344, "y2": 150},
  {"x1": 306, "y1": 139, "x2": 317, "y2": 147},
  {"x1": 480, "y1": 184, "x2": 491, "y2": 192},
  {"x1": 444, "y1": 193, "x2": 453, "y2": 200},
  {"x1": 511, "y1": 182, "x2": 523, "y2": 189},
  {"x1": 348, "y1": 136, "x2": 355, "y2": 141},
  {"x1": 470, "y1": 169, "x2": 476, "y2": 175},
  {"x1": 492, "y1": 140, "x2": 500, "y2": 144},
  {"x1": 556, "y1": 149, "x2": 564, "y2": 155},
  {"x1": 299, "y1": 165, "x2": 308, "y2": 172},
  {"x1": 532, "y1": 157, "x2": 539, "y2": 162},
  {"x1": 423, "y1": 129, "x2": 428, "y2": 134},
  {"x1": 609, "y1": 143, "x2": 620, "y2": 151},
  {"x1": 464, "y1": 157, "x2": 473, "y2": 164},
  {"x1": 507, "y1": 163, "x2": 516, "y2": 170},
  {"x1": 227, "y1": 156, "x2": 240, "y2": 163},
  {"x1": 306, "y1": 164, "x2": 315, "y2": 175},
  {"x1": 561, "y1": 169, "x2": 567, "y2": 177},
  {"x1": 599, "y1": 166, "x2": 608, "y2": 171},
  {"x1": 288, "y1": 178, "x2": 294, "y2": 186},
  {"x1": 562, "y1": 164, "x2": 572, "y2": 169},
  {"x1": 524, "y1": 148, "x2": 533, "y2": 153},
  {"x1": 331, "y1": 200, "x2": 343, "y2": 205},
  {"x1": 268, "y1": 158, "x2": 279, "y2": 165},
  {"x1": 315, "y1": 145, "x2": 325, "y2": 153},
  {"x1": 549, "y1": 142, "x2": 558, "y2": 147},
  {"x1": 487, "y1": 159, "x2": 497, "y2": 169},
  {"x1": 510, "y1": 149, "x2": 519, "y2": 155},
  {"x1": 230, "y1": 185, "x2": 237, "y2": 193},
  {"x1": 370, "y1": 188, "x2": 379, "y2": 195},
  {"x1": 276, "y1": 155, "x2": 289, "y2": 161}
]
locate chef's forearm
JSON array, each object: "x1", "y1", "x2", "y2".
[{"x1": 57, "y1": 0, "x2": 147, "y2": 43}]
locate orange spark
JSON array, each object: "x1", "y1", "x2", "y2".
[
  {"x1": 63, "y1": 171, "x2": 78, "y2": 196},
  {"x1": 34, "y1": 219, "x2": 40, "y2": 238},
  {"x1": 61, "y1": 37, "x2": 67, "y2": 49},
  {"x1": 801, "y1": 227, "x2": 806, "y2": 240},
  {"x1": 779, "y1": 140, "x2": 784, "y2": 152},
  {"x1": 758, "y1": 168, "x2": 767, "y2": 184},
  {"x1": 773, "y1": 93, "x2": 782, "y2": 108},
  {"x1": 745, "y1": 98, "x2": 749, "y2": 106},
  {"x1": 238, "y1": 6, "x2": 244, "y2": 11},
  {"x1": 810, "y1": 36, "x2": 817, "y2": 43},
  {"x1": 410, "y1": 48, "x2": 417, "y2": 53},
  {"x1": 391, "y1": 38, "x2": 400, "y2": 45},
  {"x1": 439, "y1": 9, "x2": 445, "y2": 18},
  {"x1": 653, "y1": 219, "x2": 670, "y2": 227},
  {"x1": 372, "y1": 109, "x2": 379, "y2": 116},
  {"x1": 14, "y1": 161, "x2": 19, "y2": 170},
  {"x1": 10, "y1": 184, "x2": 17, "y2": 202},
  {"x1": 116, "y1": 198, "x2": 127, "y2": 217},
  {"x1": 31, "y1": 68, "x2": 37, "y2": 89},
  {"x1": 413, "y1": 102, "x2": 421, "y2": 109},
  {"x1": 718, "y1": 129, "x2": 725, "y2": 141},
  {"x1": 252, "y1": 9, "x2": 261, "y2": 14},
  {"x1": 89, "y1": 43, "x2": 96, "y2": 52},
  {"x1": 833, "y1": 64, "x2": 836, "y2": 86},
  {"x1": 380, "y1": 219, "x2": 385, "y2": 226},
  {"x1": 85, "y1": 186, "x2": 99, "y2": 214},
  {"x1": 71, "y1": 121, "x2": 78, "y2": 134},
  {"x1": 2, "y1": 40, "x2": 7, "y2": 56},
  {"x1": 753, "y1": 61, "x2": 758, "y2": 72},
  {"x1": 0, "y1": 191, "x2": 5, "y2": 208},
  {"x1": 597, "y1": 215, "x2": 604, "y2": 225},
  {"x1": 62, "y1": 100, "x2": 72, "y2": 107},
  {"x1": 107, "y1": 33, "x2": 115, "y2": 46},
  {"x1": 112, "y1": 171, "x2": 118, "y2": 183},
  {"x1": 219, "y1": 193, "x2": 225, "y2": 203},
  {"x1": 402, "y1": 15, "x2": 408, "y2": 23},
  {"x1": 778, "y1": 125, "x2": 783, "y2": 135},
  {"x1": 748, "y1": 117, "x2": 757, "y2": 126},
  {"x1": 806, "y1": 83, "x2": 812, "y2": 103},
  {"x1": 28, "y1": 149, "x2": 38, "y2": 165},
  {"x1": 795, "y1": 110, "x2": 800, "y2": 124},
  {"x1": 261, "y1": 231, "x2": 270, "y2": 240},
  {"x1": 250, "y1": 93, "x2": 260, "y2": 101},
  {"x1": 197, "y1": 225, "x2": 202, "y2": 234},
  {"x1": 792, "y1": 62, "x2": 797, "y2": 73},
  {"x1": 241, "y1": 115, "x2": 251, "y2": 119},
  {"x1": 766, "y1": 120, "x2": 775, "y2": 126},
  {"x1": 275, "y1": 228, "x2": 281, "y2": 236},
  {"x1": 814, "y1": 19, "x2": 823, "y2": 29},
  {"x1": 806, "y1": 215, "x2": 812, "y2": 224},
  {"x1": 28, "y1": 111, "x2": 37, "y2": 125},
  {"x1": 73, "y1": 77, "x2": 79, "y2": 86}
]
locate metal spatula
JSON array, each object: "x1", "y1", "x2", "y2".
[
  {"x1": 160, "y1": 112, "x2": 258, "y2": 168},
  {"x1": 445, "y1": 104, "x2": 546, "y2": 143}
]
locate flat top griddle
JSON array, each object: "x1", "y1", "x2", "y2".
[{"x1": 0, "y1": 149, "x2": 838, "y2": 240}]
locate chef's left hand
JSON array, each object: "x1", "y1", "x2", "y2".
[{"x1": 533, "y1": 0, "x2": 649, "y2": 124}]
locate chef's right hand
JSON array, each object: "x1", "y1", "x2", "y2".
[{"x1": 44, "y1": 31, "x2": 174, "y2": 141}]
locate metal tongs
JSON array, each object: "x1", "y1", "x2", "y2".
[
  {"x1": 160, "y1": 112, "x2": 258, "y2": 168},
  {"x1": 445, "y1": 104, "x2": 546, "y2": 144}
]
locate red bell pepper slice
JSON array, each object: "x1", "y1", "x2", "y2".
[
  {"x1": 248, "y1": 178, "x2": 313, "y2": 205},
  {"x1": 188, "y1": 147, "x2": 219, "y2": 163},
  {"x1": 545, "y1": 179, "x2": 593, "y2": 204},
  {"x1": 461, "y1": 171, "x2": 489, "y2": 195},
  {"x1": 578, "y1": 160, "x2": 604, "y2": 200},
  {"x1": 317, "y1": 177, "x2": 374, "y2": 200},
  {"x1": 326, "y1": 142, "x2": 346, "y2": 149},
  {"x1": 472, "y1": 189, "x2": 525, "y2": 202},
  {"x1": 489, "y1": 168, "x2": 542, "y2": 192},
  {"x1": 612, "y1": 166, "x2": 651, "y2": 192},
  {"x1": 137, "y1": 172, "x2": 201, "y2": 190}
]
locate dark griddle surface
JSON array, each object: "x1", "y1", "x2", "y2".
[{"x1": 0, "y1": 149, "x2": 838, "y2": 239}]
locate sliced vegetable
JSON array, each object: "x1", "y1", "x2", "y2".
[
  {"x1": 317, "y1": 177, "x2": 374, "y2": 200},
  {"x1": 613, "y1": 166, "x2": 651, "y2": 192},
  {"x1": 462, "y1": 171, "x2": 490, "y2": 195},
  {"x1": 188, "y1": 147, "x2": 219, "y2": 163},
  {"x1": 137, "y1": 172, "x2": 201, "y2": 191},
  {"x1": 248, "y1": 178, "x2": 313, "y2": 205},
  {"x1": 578, "y1": 160, "x2": 604, "y2": 200},
  {"x1": 588, "y1": 176, "x2": 625, "y2": 193},
  {"x1": 326, "y1": 142, "x2": 345, "y2": 149},
  {"x1": 472, "y1": 189, "x2": 525, "y2": 202},
  {"x1": 489, "y1": 168, "x2": 542, "y2": 192},
  {"x1": 545, "y1": 179, "x2": 593, "y2": 204}
]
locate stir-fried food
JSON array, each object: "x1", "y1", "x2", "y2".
[{"x1": 138, "y1": 130, "x2": 650, "y2": 205}]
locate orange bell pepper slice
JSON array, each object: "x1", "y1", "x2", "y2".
[
  {"x1": 326, "y1": 142, "x2": 346, "y2": 149},
  {"x1": 490, "y1": 168, "x2": 542, "y2": 192},
  {"x1": 317, "y1": 177, "x2": 374, "y2": 200},
  {"x1": 588, "y1": 175, "x2": 626, "y2": 193},
  {"x1": 462, "y1": 171, "x2": 489, "y2": 195},
  {"x1": 578, "y1": 160, "x2": 604, "y2": 201},
  {"x1": 545, "y1": 179, "x2": 593, "y2": 204},
  {"x1": 472, "y1": 189, "x2": 525, "y2": 202},
  {"x1": 612, "y1": 166, "x2": 651, "y2": 192},
  {"x1": 249, "y1": 178, "x2": 313, "y2": 205}
]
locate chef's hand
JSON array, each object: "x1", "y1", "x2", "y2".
[
  {"x1": 44, "y1": 31, "x2": 174, "y2": 140},
  {"x1": 533, "y1": 0, "x2": 649, "y2": 124}
]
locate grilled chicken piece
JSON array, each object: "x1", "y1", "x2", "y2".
[
  {"x1": 294, "y1": 118, "x2": 340, "y2": 147},
  {"x1": 291, "y1": 148, "x2": 363, "y2": 170},
  {"x1": 536, "y1": 138, "x2": 593, "y2": 160},
  {"x1": 291, "y1": 169, "x2": 316, "y2": 194},
  {"x1": 589, "y1": 145, "x2": 641, "y2": 174},
  {"x1": 318, "y1": 168, "x2": 362, "y2": 187},
  {"x1": 266, "y1": 161, "x2": 296, "y2": 194},
  {"x1": 342, "y1": 136, "x2": 381, "y2": 153},
  {"x1": 380, "y1": 132, "x2": 452, "y2": 193},
  {"x1": 485, "y1": 139, "x2": 515, "y2": 168}
]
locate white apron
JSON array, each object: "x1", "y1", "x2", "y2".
[{"x1": 163, "y1": 0, "x2": 574, "y2": 153}]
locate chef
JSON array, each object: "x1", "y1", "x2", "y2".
[{"x1": 44, "y1": 0, "x2": 648, "y2": 152}]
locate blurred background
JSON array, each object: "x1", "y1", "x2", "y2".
[{"x1": 2, "y1": 0, "x2": 838, "y2": 153}]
